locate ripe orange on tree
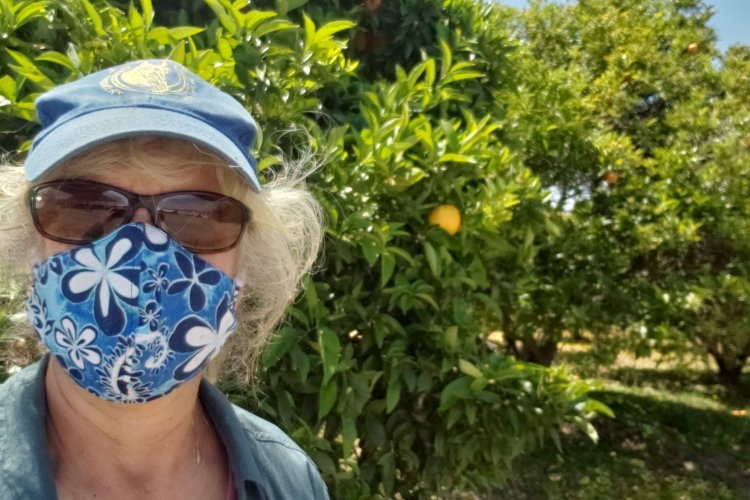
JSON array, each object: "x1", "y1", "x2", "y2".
[
  {"x1": 603, "y1": 171, "x2": 620, "y2": 185},
  {"x1": 428, "y1": 204, "x2": 462, "y2": 235},
  {"x1": 364, "y1": 0, "x2": 383, "y2": 15}
]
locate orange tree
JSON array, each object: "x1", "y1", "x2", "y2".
[
  {"x1": 633, "y1": 44, "x2": 750, "y2": 386},
  {"x1": 515, "y1": 0, "x2": 750, "y2": 386},
  {"x1": 286, "y1": 0, "x2": 607, "y2": 367},
  {"x1": 308, "y1": 0, "x2": 750, "y2": 391},
  {"x1": 0, "y1": 0, "x2": 611, "y2": 497},
  {"x1": 292, "y1": 0, "x2": 706, "y2": 365}
]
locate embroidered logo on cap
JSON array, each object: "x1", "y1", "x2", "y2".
[{"x1": 100, "y1": 60, "x2": 194, "y2": 95}]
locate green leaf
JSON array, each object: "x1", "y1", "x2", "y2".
[
  {"x1": 258, "y1": 155, "x2": 283, "y2": 171},
  {"x1": 549, "y1": 427, "x2": 562, "y2": 452},
  {"x1": 315, "y1": 20, "x2": 355, "y2": 41},
  {"x1": 388, "y1": 246, "x2": 416, "y2": 266},
  {"x1": 583, "y1": 399, "x2": 615, "y2": 418},
  {"x1": 380, "y1": 252, "x2": 396, "y2": 288},
  {"x1": 218, "y1": 38, "x2": 233, "y2": 60},
  {"x1": 0, "y1": 76, "x2": 17, "y2": 100},
  {"x1": 439, "y1": 377, "x2": 472, "y2": 411},
  {"x1": 303, "y1": 278, "x2": 319, "y2": 317},
  {"x1": 415, "y1": 122, "x2": 434, "y2": 151},
  {"x1": 470, "y1": 377, "x2": 488, "y2": 392},
  {"x1": 446, "y1": 405, "x2": 463, "y2": 429},
  {"x1": 289, "y1": 343, "x2": 310, "y2": 383},
  {"x1": 146, "y1": 26, "x2": 170, "y2": 44},
  {"x1": 318, "y1": 377, "x2": 338, "y2": 420},
  {"x1": 167, "y1": 26, "x2": 206, "y2": 40},
  {"x1": 302, "y1": 13, "x2": 316, "y2": 51},
  {"x1": 252, "y1": 19, "x2": 296, "y2": 38},
  {"x1": 439, "y1": 39, "x2": 452, "y2": 81},
  {"x1": 261, "y1": 326, "x2": 301, "y2": 369},
  {"x1": 36, "y1": 51, "x2": 75, "y2": 71},
  {"x1": 458, "y1": 359, "x2": 483, "y2": 379},
  {"x1": 341, "y1": 415, "x2": 357, "y2": 458},
  {"x1": 169, "y1": 41, "x2": 186, "y2": 65},
  {"x1": 378, "y1": 450, "x2": 396, "y2": 494},
  {"x1": 14, "y1": 1, "x2": 48, "y2": 29},
  {"x1": 386, "y1": 372, "x2": 401, "y2": 413},
  {"x1": 7, "y1": 49, "x2": 53, "y2": 88},
  {"x1": 65, "y1": 43, "x2": 80, "y2": 69},
  {"x1": 80, "y1": 0, "x2": 103, "y2": 35},
  {"x1": 360, "y1": 237, "x2": 379, "y2": 267},
  {"x1": 444, "y1": 325, "x2": 458, "y2": 349},
  {"x1": 417, "y1": 370, "x2": 432, "y2": 392},
  {"x1": 205, "y1": 0, "x2": 238, "y2": 34},
  {"x1": 438, "y1": 153, "x2": 475, "y2": 164},
  {"x1": 579, "y1": 418, "x2": 599, "y2": 444},
  {"x1": 140, "y1": 0, "x2": 153, "y2": 29},
  {"x1": 284, "y1": 0, "x2": 308, "y2": 12},
  {"x1": 386, "y1": 166, "x2": 424, "y2": 193},
  {"x1": 310, "y1": 451, "x2": 336, "y2": 476},
  {"x1": 424, "y1": 58, "x2": 436, "y2": 87},
  {"x1": 489, "y1": 364, "x2": 524, "y2": 383},
  {"x1": 128, "y1": 3, "x2": 144, "y2": 32},
  {"x1": 318, "y1": 327, "x2": 340, "y2": 385},
  {"x1": 422, "y1": 241, "x2": 440, "y2": 278},
  {"x1": 473, "y1": 293, "x2": 503, "y2": 321},
  {"x1": 465, "y1": 402, "x2": 477, "y2": 424},
  {"x1": 244, "y1": 11, "x2": 277, "y2": 32},
  {"x1": 443, "y1": 70, "x2": 484, "y2": 84},
  {"x1": 415, "y1": 292, "x2": 439, "y2": 310}
]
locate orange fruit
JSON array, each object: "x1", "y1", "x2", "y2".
[
  {"x1": 428, "y1": 204, "x2": 461, "y2": 235},
  {"x1": 603, "y1": 171, "x2": 620, "y2": 185},
  {"x1": 687, "y1": 42, "x2": 700, "y2": 55},
  {"x1": 364, "y1": 0, "x2": 383, "y2": 15}
]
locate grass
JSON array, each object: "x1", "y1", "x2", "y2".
[{"x1": 504, "y1": 343, "x2": 750, "y2": 499}]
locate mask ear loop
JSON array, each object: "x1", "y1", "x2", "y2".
[{"x1": 233, "y1": 270, "x2": 246, "y2": 293}]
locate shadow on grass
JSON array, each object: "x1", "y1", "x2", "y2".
[
  {"x1": 554, "y1": 348, "x2": 617, "y2": 370},
  {"x1": 504, "y1": 389, "x2": 750, "y2": 500},
  {"x1": 605, "y1": 367, "x2": 750, "y2": 405},
  {"x1": 556, "y1": 345, "x2": 750, "y2": 405}
]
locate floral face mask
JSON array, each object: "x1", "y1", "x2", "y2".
[{"x1": 27, "y1": 223, "x2": 241, "y2": 403}]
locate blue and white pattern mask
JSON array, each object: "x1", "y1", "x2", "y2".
[{"x1": 26, "y1": 223, "x2": 241, "y2": 403}]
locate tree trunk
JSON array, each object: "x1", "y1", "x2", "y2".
[
  {"x1": 507, "y1": 336, "x2": 558, "y2": 366},
  {"x1": 708, "y1": 348, "x2": 748, "y2": 387},
  {"x1": 528, "y1": 338, "x2": 558, "y2": 366}
]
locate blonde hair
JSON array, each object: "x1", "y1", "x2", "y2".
[{"x1": 0, "y1": 136, "x2": 323, "y2": 382}]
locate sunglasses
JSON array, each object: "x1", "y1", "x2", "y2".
[{"x1": 28, "y1": 180, "x2": 251, "y2": 254}]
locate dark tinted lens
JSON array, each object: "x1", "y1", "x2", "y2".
[
  {"x1": 31, "y1": 183, "x2": 130, "y2": 242},
  {"x1": 157, "y1": 194, "x2": 246, "y2": 252}
]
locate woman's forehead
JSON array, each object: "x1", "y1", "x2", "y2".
[
  {"x1": 52, "y1": 137, "x2": 230, "y2": 194},
  {"x1": 86, "y1": 164, "x2": 223, "y2": 195}
]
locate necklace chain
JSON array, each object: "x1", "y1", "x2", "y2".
[{"x1": 191, "y1": 410, "x2": 209, "y2": 465}]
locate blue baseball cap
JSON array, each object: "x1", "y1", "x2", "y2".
[{"x1": 25, "y1": 59, "x2": 261, "y2": 191}]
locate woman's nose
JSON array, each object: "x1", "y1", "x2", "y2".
[{"x1": 131, "y1": 207, "x2": 154, "y2": 224}]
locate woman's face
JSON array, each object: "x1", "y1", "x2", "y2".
[{"x1": 41, "y1": 163, "x2": 242, "y2": 279}]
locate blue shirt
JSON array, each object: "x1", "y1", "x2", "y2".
[{"x1": 0, "y1": 356, "x2": 329, "y2": 499}]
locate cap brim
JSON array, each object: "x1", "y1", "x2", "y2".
[{"x1": 25, "y1": 107, "x2": 261, "y2": 192}]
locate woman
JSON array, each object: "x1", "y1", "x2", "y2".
[{"x1": 0, "y1": 59, "x2": 327, "y2": 499}]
